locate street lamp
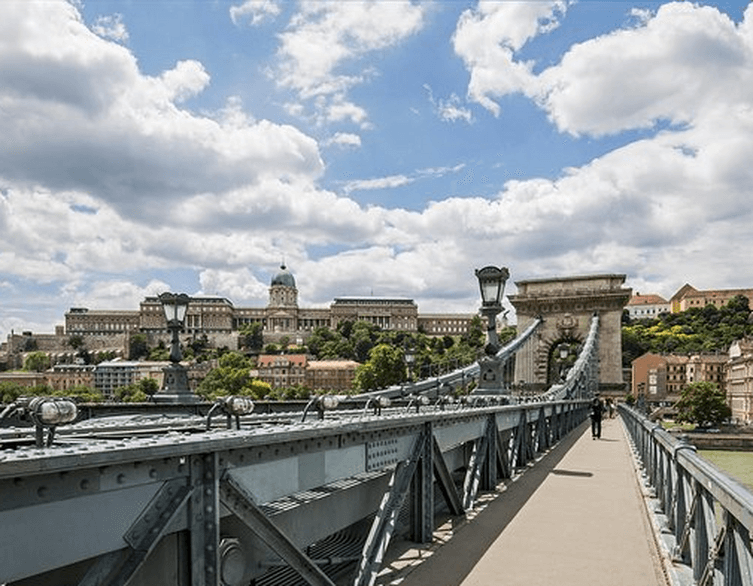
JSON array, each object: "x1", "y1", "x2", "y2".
[
  {"x1": 404, "y1": 342, "x2": 415, "y2": 382},
  {"x1": 473, "y1": 265, "x2": 510, "y2": 396},
  {"x1": 154, "y1": 292, "x2": 197, "y2": 403}
]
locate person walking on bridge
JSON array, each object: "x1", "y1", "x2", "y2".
[{"x1": 590, "y1": 394, "x2": 604, "y2": 439}]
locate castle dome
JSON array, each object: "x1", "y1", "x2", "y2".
[{"x1": 271, "y1": 263, "x2": 296, "y2": 288}]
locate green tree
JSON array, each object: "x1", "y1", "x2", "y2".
[
  {"x1": 24, "y1": 351, "x2": 50, "y2": 372},
  {"x1": 53, "y1": 385, "x2": 104, "y2": 403},
  {"x1": 129, "y1": 333, "x2": 149, "y2": 360},
  {"x1": 0, "y1": 382, "x2": 26, "y2": 404},
  {"x1": 68, "y1": 335, "x2": 85, "y2": 351},
  {"x1": 196, "y1": 352, "x2": 272, "y2": 401},
  {"x1": 115, "y1": 385, "x2": 149, "y2": 402},
  {"x1": 149, "y1": 341, "x2": 170, "y2": 361},
  {"x1": 354, "y1": 343, "x2": 405, "y2": 391},
  {"x1": 238, "y1": 323, "x2": 264, "y2": 353},
  {"x1": 675, "y1": 381, "x2": 731, "y2": 429}
]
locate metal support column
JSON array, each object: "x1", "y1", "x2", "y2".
[
  {"x1": 190, "y1": 453, "x2": 220, "y2": 586},
  {"x1": 410, "y1": 422, "x2": 434, "y2": 544},
  {"x1": 480, "y1": 414, "x2": 498, "y2": 491}
]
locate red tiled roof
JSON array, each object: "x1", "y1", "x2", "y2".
[{"x1": 627, "y1": 294, "x2": 667, "y2": 306}]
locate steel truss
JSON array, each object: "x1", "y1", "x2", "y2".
[{"x1": 0, "y1": 399, "x2": 588, "y2": 586}]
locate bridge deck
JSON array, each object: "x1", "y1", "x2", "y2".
[{"x1": 377, "y1": 417, "x2": 668, "y2": 586}]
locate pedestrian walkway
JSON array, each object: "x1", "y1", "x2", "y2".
[{"x1": 376, "y1": 417, "x2": 668, "y2": 586}]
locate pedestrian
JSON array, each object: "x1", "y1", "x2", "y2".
[{"x1": 590, "y1": 394, "x2": 604, "y2": 439}]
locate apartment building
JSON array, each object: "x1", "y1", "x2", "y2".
[
  {"x1": 726, "y1": 339, "x2": 753, "y2": 424},
  {"x1": 254, "y1": 354, "x2": 360, "y2": 392},
  {"x1": 626, "y1": 293, "x2": 669, "y2": 320},
  {"x1": 632, "y1": 352, "x2": 728, "y2": 403}
]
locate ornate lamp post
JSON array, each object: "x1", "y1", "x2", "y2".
[
  {"x1": 154, "y1": 292, "x2": 197, "y2": 403},
  {"x1": 473, "y1": 265, "x2": 510, "y2": 396},
  {"x1": 404, "y1": 342, "x2": 415, "y2": 382}
]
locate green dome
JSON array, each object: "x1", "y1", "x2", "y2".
[{"x1": 271, "y1": 264, "x2": 296, "y2": 288}]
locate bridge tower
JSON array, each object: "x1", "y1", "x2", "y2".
[{"x1": 508, "y1": 274, "x2": 631, "y2": 396}]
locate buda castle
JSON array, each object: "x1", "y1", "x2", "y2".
[{"x1": 5, "y1": 265, "x2": 476, "y2": 365}]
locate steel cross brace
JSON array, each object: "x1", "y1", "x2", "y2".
[
  {"x1": 78, "y1": 478, "x2": 191, "y2": 586},
  {"x1": 462, "y1": 415, "x2": 498, "y2": 510},
  {"x1": 220, "y1": 472, "x2": 336, "y2": 586},
  {"x1": 512, "y1": 409, "x2": 531, "y2": 468},
  {"x1": 353, "y1": 430, "x2": 429, "y2": 586},
  {"x1": 724, "y1": 514, "x2": 753, "y2": 586},
  {"x1": 432, "y1": 435, "x2": 464, "y2": 516},
  {"x1": 496, "y1": 429, "x2": 512, "y2": 480}
]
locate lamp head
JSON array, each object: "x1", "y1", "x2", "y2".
[
  {"x1": 475, "y1": 266, "x2": 510, "y2": 307},
  {"x1": 159, "y1": 292, "x2": 190, "y2": 325}
]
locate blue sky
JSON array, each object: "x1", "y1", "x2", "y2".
[{"x1": 1, "y1": 0, "x2": 753, "y2": 340}]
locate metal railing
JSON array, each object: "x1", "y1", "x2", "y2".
[
  {"x1": 621, "y1": 405, "x2": 753, "y2": 586},
  {"x1": 353, "y1": 316, "x2": 544, "y2": 401},
  {"x1": 0, "y1": 398, "x2": 589, "y2": 586}
]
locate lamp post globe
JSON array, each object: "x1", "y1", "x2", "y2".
[{"x1": 473, "y1": 266, "x2": 510, "y2": 397}]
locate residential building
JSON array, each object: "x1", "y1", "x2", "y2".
[
  {"x1": 254, "y1": 354, "x2": 360, "y2": 392},
  {"x1": 305, "y1": 360, "x2": 360, "y2": 392},
  {"x1": 93, "y1": 360, "x2": 166, "y2": 399},
  {"x1": 47, "y1": 364, "x2": 95, "y2": 392},
  {"x1": 632, "y1": 352, "x2": 728, "y2": 404},
  {"x1": 726, "y1": 338, "x2": 753, "y2": 425},
  {"x1": 626, "y1": 293, "x2": 669, "y2": 320},
  {"x1": 256, "y1": 354, "x2": 308, "y2": 389}
]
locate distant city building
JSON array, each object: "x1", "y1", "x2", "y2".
[
  {"x1": 256, "y1": 354, "x2": 308, "y2": 389},
  {"x1": 93, "y1": 360, "x2": 165, "y2": 399},
  {"x1": 253, "y1": 354, "x2": 359, "y2": 392},
  {"x1": 631, "y1": 352, "x2": 727, "y2": 403},
  {"x1": 670, "y1": 284, "x2": 753, "y2": 313},
  {"x1": 48, "y1": 363, "x2": 95, "y2": 392},
  {"x1": 44, "y1": 264, "x2": 474, "y2": 354},
  {"x1": 726, "y1": 338, "x2": 753, "y2": 425},
  {"x1": 626, "y1": 293, "x2": 669, "y2": 320},
  {"x1": 305, "y1": 360, "x2": 360, "y2": 392}
]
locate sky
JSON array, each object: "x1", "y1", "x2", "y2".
[{"x1": 1, "y1": 0, "x2": 753, "y2": 339}]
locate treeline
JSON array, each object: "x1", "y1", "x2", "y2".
[
  {"x1": 199, "y1": 316, "x2": 517, "y2": 397},
  {"x1": 622, "y1": 294, "x2": 753, "y2": 367}
]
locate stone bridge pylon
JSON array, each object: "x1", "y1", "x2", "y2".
[{"x1": 508, "y1": 274, "x2": 632, "y2": 396}]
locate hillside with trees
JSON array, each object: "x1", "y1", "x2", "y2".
[{"x1": 622, "y1": 294, "x2": 753, "y2": 367}]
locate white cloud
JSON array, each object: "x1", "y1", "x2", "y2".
[
  {"x1": 72, "y1": 279, "x2": 171, "y2": 310},
  {"x1": 230, "y1": 0, "x2": 281, "y2": 26},
  {"x1": 453, "y1": 1, "x2": 569, "y2": 116},
  {"x1": 199, "y1": 268, "x2": 269, "y2": 301},
  {"x1": 0, "y1": 1, "x2": 324, "y2": 223},
  {"x1": 538, "y1": 2, "x2": 753, "y2": 136},
  {"x1": 92, "y1": 13, "x2": 129, "y2": 42},
  {"x1": 342, "y1": 175, "x2": 414, "y2": 194},
  {"x1": 325, "y1": 132, "x2": 362, "y2": 148},
  {"x1": 275, "y1": 1, "x2": 427, "y2": 125}
]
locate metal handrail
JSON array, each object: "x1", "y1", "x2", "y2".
[{"x1": 620, "y1": 405, "x2": 753, "y2": 585}]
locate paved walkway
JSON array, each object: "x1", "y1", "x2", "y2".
[{"x1": 376, "y1": 417, "x2": 668, "y2": 586}]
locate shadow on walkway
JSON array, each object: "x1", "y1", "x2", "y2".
[{"x1": 375, "y1": 421, "x2": 590, "y2": 586}]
